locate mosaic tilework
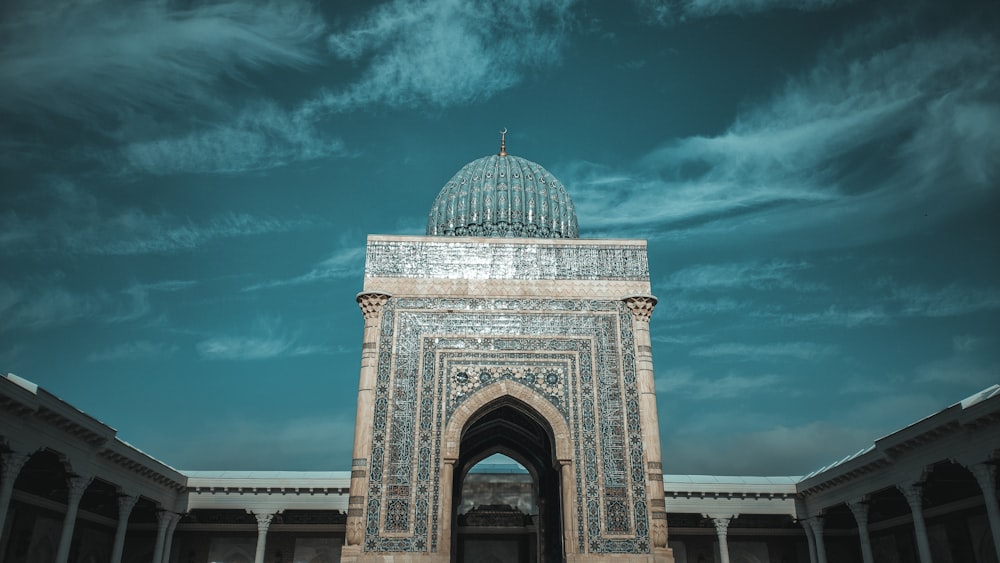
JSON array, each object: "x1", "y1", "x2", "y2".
[
  {"x1": 364, "y1": 297, "x2": 650, "y2": 554},
  {"x1": 364, "y1": 239, "x2": 649, "y2": 281}
]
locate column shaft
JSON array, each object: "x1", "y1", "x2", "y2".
[
  {"x1": 847, "y1": 499, "x2": 875, "y2": 563},
  {"x1": 346, "y1": 293, "x2": 390, "y2": 549},
  {"x1": 899, "y1": 482, "x2": 933, "y2": 563},
  {"x1": 55, "y1": 475, "x2": 91, "y2": 563},
  {"x1": 111, "y1": 494, "x2": 138, "y2": 563},
  {"x1": 560, "y1": 461, "x2": 577, "y2": 555},
  {"x1": 151, "y1": 511, "x2": 173, "y2": 563},
  {"x1": 801, "y1": 520, "x2": 818, "y2": 563},
  {"x1": 710, "y1": 517, "x2": 732, "y2": 563},
  {"x1": 162, "y1": 512, "x2": 180, "y2": 563},
  {"x1": 253, "y1": 512, "x2": 275, "y2": 563},
  {"x1": 809, "y1": 517, "x2": 828, "y2": 563},
  {"x1": 0, "y1": 452, "x2": 29, "y2": 543},
  {"x1": 439, "y1": 460, "x2": 455, "y2": 556},
  {"x1": 625, "y1": 295, "x2": 670, "y2": 553},
  {"x1": 970, "y1": 463, "x2": 1000, "y2": 563}
]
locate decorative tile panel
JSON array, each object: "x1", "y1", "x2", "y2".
[
  {"x1": 364, "y1": 238, "x2": 649, "y2": 282},
  {"x1": 363, "y1": 297, "x2": 650, "y2": 554}
]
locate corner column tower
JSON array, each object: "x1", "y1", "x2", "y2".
[{"x1": 343, "y1": 139, "x2": 674, "y2": 563}]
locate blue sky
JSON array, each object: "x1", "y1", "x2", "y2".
[{"x1": 1, "y1": 0, "x2": 997, "y2": 476}]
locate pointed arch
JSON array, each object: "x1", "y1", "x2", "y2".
[{"x1": 442, "y1": 380, "x2": 572, "y2": 462}]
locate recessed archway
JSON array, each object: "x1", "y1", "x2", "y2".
[{"x1": 441, "y1": 382, "x2": 574, "y2": 563}]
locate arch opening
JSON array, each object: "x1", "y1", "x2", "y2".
[{"x1": 451, "y1": 397, "x2": 565, "y2": 563}]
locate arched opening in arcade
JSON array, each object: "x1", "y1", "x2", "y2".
[{"x1": 450, "y1": 397, "x2": 564, "y2": 563}]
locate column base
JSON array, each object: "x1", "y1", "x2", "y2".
[
  {"x1": 341, "y1": 550, "x2": 671, "y2": 563},
  {"x1": 567, "y1": 548, "x2": 674, "y2": 563},
  {"x1": 340, "y1": 550, "x2": 450, "y2": 563}
]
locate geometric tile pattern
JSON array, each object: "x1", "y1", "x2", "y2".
[
  {"x1": 364, "y1": 297, "x2": 650, "y2": 554},
  {"x1": 364, "y1": 238, "x2": 650, "y2": 282}
]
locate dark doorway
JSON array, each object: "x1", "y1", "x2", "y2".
[{"x1": 451, "y1": 399, "x2": 564, "y2": 563}]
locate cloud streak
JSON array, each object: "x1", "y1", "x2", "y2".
[
  {"x1": 87, "y1": 340, "x2": 179, "y2": 362},
  {"x1": 661, "y1": 260, "x2": 821, "y2": 292},
  {"x1": 0, "y1": 0, "x2": 324, "y2": 120},
  {"x1": 244, "y1": 245, "x2": 365, "y2": 291},
  {"x1": 196, "y1": 318, "x2": 346, "y2": 360},
  {"x1": 655, "y1": 368, "x2": 782, "y2": 399},
  {"x1": 636, "y1": 0, "x2": 855, "y2": 24},
  {"x1": 115, "y1": 101, "x2": 347, "y2": 175},
  {"x1": 315, "y1": 0, "x2": 575, "y2": 111},
  {"x1": 0, "y1": 281, "x2": 152, "y2": 332},
  {"x1": 571, "y1": 17, "x2": 1000, "y2": 246},
  {"x1": 1, "y1": 179, "x2": 310, "y2": 255},
  {"x1": 690, "y1": 341, "x2": 837, "y2": 360}
]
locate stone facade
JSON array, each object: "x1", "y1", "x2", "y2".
[{"x1": 342, "y1": 235, "x2": 673, "y2": 562}]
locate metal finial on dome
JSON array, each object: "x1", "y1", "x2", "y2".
[{"x1": 499, "y1": 128, "x2": 508, "y2": 157}]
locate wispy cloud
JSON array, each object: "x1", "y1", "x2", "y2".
[
  {"x1": 196, "y1": 318, "x2": 347, "y2": 360},
  {"x1": 636, "y1": 0, "x2": 856, "y2": 24},
  {"x1": 87, "y1": 340, "x2": 178, "y2": 362},
  {"x1": 314, "y1": 0, "x2": 575, "y2": 111},
  {"x1": 0, "y1": 281, "x2": 152, "y2": 331},
  {"x1": 889, "y1": 283, "x2": 1000, "y2": 318},
  {"x1": 1, "y1": 179, "x2": 309, "y2": 255},
  {"x1": 655, "y1": 367, "x2": 782, "y2": 399},
  {"x1": 0, "y1": 0, "x2": 324, "y2": 120},
  {"x1": 115, "y1": 100, "x2": 347, "y2": 175},
  {"x1": 243, "y1": 244, "x2": 364, "y2": 291},
  {"x1": 660, "y1": 260, "x2": 821, "y2": 292},
  {"x1": 571, "y1": 17, "x2": 1000, "y2": 245},
  {"x1": 755, "y1": 304, "x2": 889, "y2": 327},
  {"x1": 690, "y1": 341, "x2": 837, "y2": 360}
]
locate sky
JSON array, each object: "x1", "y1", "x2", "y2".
[{"x1": 1, "y1": 0, "x2": 998, "y2": 477}]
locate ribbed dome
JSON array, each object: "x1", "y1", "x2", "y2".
[{"x1": 426, "y1": 154, "x2": 579, "y2": 238}]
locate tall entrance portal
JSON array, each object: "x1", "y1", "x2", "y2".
[
  {"x1": 341, "y1": 143, "x2": 674, "y2": 563},
  {"x1": 453, "y1": 400, "x2": 562, "y2": 563}
]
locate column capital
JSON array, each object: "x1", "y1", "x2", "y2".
[
  {"x1": 155, "y1": 510, "x2": 180, "y2": 528},
  {"x1": 117, "y1": 493, "x2": 139, "y2": 517},
  {"x1": 66, "y1": 474, "x2": 92, "y2": 503},
  {"x1": 253, "y1": 511, "x2": 276, "y2": 532},
  {"x1": 1, "y1": 451, "x2": 30, "y2": 481},
  {"x1": 898, "y1": 481, "x2": 924, "y2": 509},
  {"x1": 846, "y1": 498, "x2": 869, "y2": 522},
  {"x1": 624, "y1": 295, "x2": 657, "y2": 322},
  {"x1": 969, "y1": 462, "x2": 998, "y2": 492},
  {"x1": 705, "y1": 515, "x2": 732, "y2": 535},
  {"x1": 807, "y1": 515, "x2": 825, "y2": 534},
  {"x1": 356, "y1": 292, "x2": 392, "y2": 320}
]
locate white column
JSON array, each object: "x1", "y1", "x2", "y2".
[
  {"x1": 55, "y1": 474, "x2": 92, "y2": 563},
  {"x1": 151, "y1": 510, "x2": 173, "y2": 563},
  {"x1": 801, "y1": 519, "x2": 818, "y2": 563},
  {"x1": 253, "y1": 512, "x2": 275, "y2": 563},
  {"x1": 709, "y1": 516, "x2": 732, "y2": 563},
  {"x1": 0, "y1": 451, "x2": 30, "y2": 541},
  {"x1": 161, "y1": 512, "x2": 181, "y2": 563},
  {"x1": 559, "y1": 460, "x2": 577, "y2": 555},
  {"x1": 346, "y1": 292, "x2": 391, "y2": 552},
  {"x1": 439, "y1": 459, "x2": 455, "y2": 557},
  {"x1": 110, "y1": 494, "x2": 138, "y2": 563},
  {"x1": 624, "y1": 296, "x2": 669, "y2": 535},
  {"x1": 808, "y1": 516, "x2": 828, "y2": 563},
  {"x1": 969, "y1": 463, "x2": 1000, "y2": 563},
  {"x1": 847, "y1": 498, "x2": 875, "y2": 563},
  {"x1": 899, "y1": 482, "x2": 933, "y2": 563}
]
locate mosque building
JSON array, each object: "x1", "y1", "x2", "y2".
[{"x1": 1, "y1": 137, "x2": 998, "y2": 563}]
